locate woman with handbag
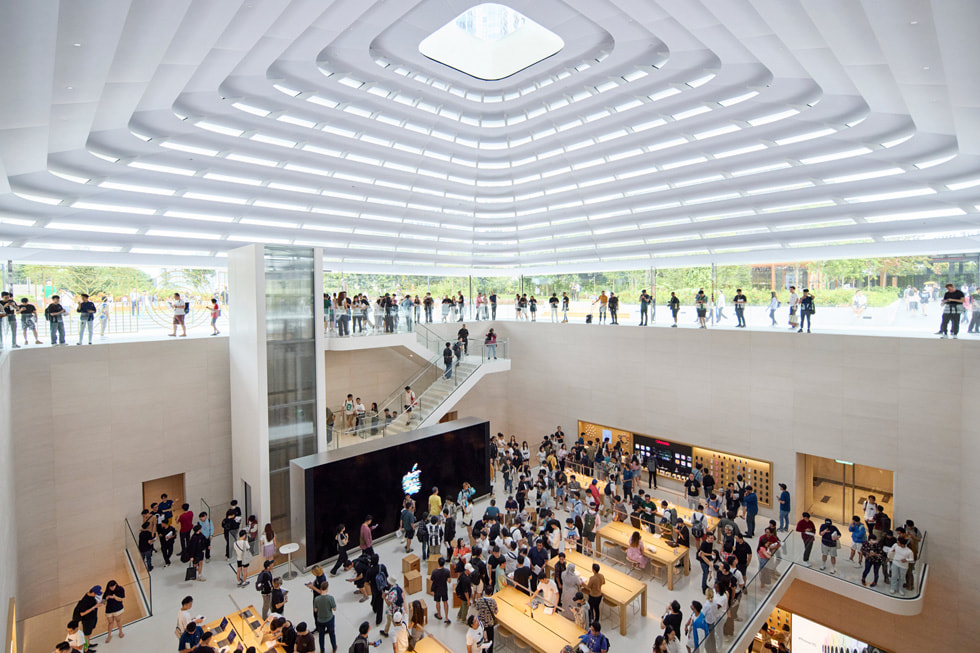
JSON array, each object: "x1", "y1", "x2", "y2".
[{"x1": 234, "y1": 530, "x2": 252, "y2": 587}]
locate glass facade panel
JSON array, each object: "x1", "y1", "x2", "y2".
[{"x1": 265, "y1": 246, "x2": 317, "y2": 533}]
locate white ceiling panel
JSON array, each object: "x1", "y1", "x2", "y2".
[{"x1": 0, "y1": 0, "x2": 977, "y2": 273}]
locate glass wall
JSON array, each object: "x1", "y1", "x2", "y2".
[{"x1": 265, "y1": 246, "x2": 318, "y2": 534}]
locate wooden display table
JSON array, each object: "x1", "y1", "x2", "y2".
[
  {"x1": 493, "y1": 586, "x2": 584, "y2": 653},
  {"x1": 595, "y1": 521, "x2": 689, "y2": 591},
  {"x1": 202, "y1": 605, "x2": 286, "y2": 653},
  {"x1": 546, "y1": 550, "x2": 647, "y2": 636},
  {"x1": 412, "y1": 633, "x2": 453, "y2": 652}
]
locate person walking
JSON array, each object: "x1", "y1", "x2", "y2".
[
  {"x1": 777, "y1": 484, "x2": 790, "y2": 532},
  {"x1": 168, "y1": 292, "x2": 187, "y2": 337},
  {"x1": 795, "y1": 512, "x2": 816, "y2": 567},
  {"x1": 787, "y1": 286, "x2": 799, "y2": 330},
  {"x1": 330, "y1": 524, "x2": 350, "y2": 576},
  {"x1": 585, "y1": 563, "x2": 605, "y2": 626},
  {"x1": 442, "y1": 342, "x2": 454, "y2": 379},
  {"x1": 818, "y1": 518, "x2": 841, "y2": 575},
  {"x1": 97, "y1": 297, "x2": 110, "y2": 337},
  {"x1": 261, "y1": 523, "x2": 277, "y2": 563},
  {"x1": 549, "y1": 293, "x2": 560, "y2": 323},
  {"x1": 767, "y1": 291, "x2": 779, "y2": 326},
  {"x1": 18, "y1": 297, "x2": 41, "y2": 344},
  {"x1": 313, "y1": 580, "x2": 338, "y2": 653},
  {"x1": 209, "y1": 298, "x2": 221, "y2": 335}
]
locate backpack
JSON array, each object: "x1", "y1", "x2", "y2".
[
  {"x1": 349, "y1": 635, "x2": 369, "y2": 653},
  {"x1": 374, "y1": 566, "x2": 389, "y2": 592},
  {"x1": 583, "y1": 512, "x2": 596, "y2": 535},
  {"x1": 691, "y1": 513, "x2": 706, "y2": 539},
  {"x1": 603, "y1": 483, "x2": 612, "y2": 497},
  {"x1": 255, "y1": 571, "x2": 271, "y2": 593}
]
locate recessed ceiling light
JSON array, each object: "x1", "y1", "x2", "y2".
[{"x1": 72, "y1": 42, "x2": 81, "y2": 47}]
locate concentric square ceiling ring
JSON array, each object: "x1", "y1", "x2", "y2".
[{"x1": 0, "y1": 0, "x2": 978, "y2": 272}]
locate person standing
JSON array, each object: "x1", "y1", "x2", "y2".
[
  {"x1": 638, "y1": 289, "x2": 651, "y2": 326},
  {"x1": 71, "y1": 586, "x2": 101, "y2": 650},
  {"x1": 818, "y1": 518, "x2": 841, "y2": 574},
  {"x1": 168, "y1": 292, "x2": 187, "y2": 337},
  {"x1": 561, "y1": 292, "x2": 569, "y2": 322},
  {"x1": 488, "y1": 291, "x2": 497, "y2": 320},
  {"x1": 694, "y1": 290, "x2": 708, "y2": 329},
  {"x1": 189, "y1": 524, "x2": 209, "y2": 581},
  {"x1": 198, "y1": 512, "x2": 214, "y2": 562},
  {"x1": 777, "y1": 484, "x2": 791, "y2": 532},
  {"x1": 549, "y1": 293, "x2": 560, "y2": 323},
  {"x1": 257, "y1": 560, "x2": 275, "y2": 618},
  {"x1": 158, "y1": 517, "x2": 176, "y2": 567},
  {"x1": 714, "y1": 291, "x2": 726, "y2": 323},
  {"x1": 684, "y1": 474, "x2": 701, "y2": 510},
  {"x1": 798, "y1": 289, "x2": 815, "y2": 333},
  {"x1": 968, "y1": 291, "x2": 980, "y2": 333},
  {"x1": 472, "y1": 594, "x2": 498, "y2": 652},
  {"x1": 430, "y1": 556, "x2": 451, "y2": 625},
  {"x1": 733, "y1": 289, "x2": 747, "y2": 328},
  {"x1": 102, "y1": 580, "x2": 126, "y2": 642},
  {"x1": 668, "y1": 292, "x2": 680, "y2": 327},
  {"x1": 888, "y1": 538, "x2": 915, "y2": 596},
  {"x1": 176, "y1": 503, "x2": 194, "y2": 554},
  {"x1": 485, "y1": 329, "x2": 497, "y2": 359},
  {"x1": 457, "y1": 324, "x2": 469, "y2": 355},
  {"x1": 313, "y1": 580, "x2": 338, "y2": 653},
  {"x1": 593, "y1": 291, "x2": 608, "y2": 324},
  {"x1": 848, "y1": 515, "x2": 868, "y2": 568},
  {"x1": 585, "y1": 563, "x2": 605, "y2": 626},
  {"x1": 45, "y1": 295, "x2": 67, "y2": 345},
  {"x1": 76, "y1": 294, "x2": 96, "y2": 345},
  {"x1": 138, "y1": 519, "x2": 156, "y2": 572},
  {"x1": 0, "y1": 293, "x2": 19, "y2": 348},
  {"x1": 360, "y1": 515, "x2": 376, "y2": 555},
  {"x1": 645, "y1": 455, "x2": 657, "y2": 489},
  {"x1": 742, "y1": 486, "x2": 758, "y2": 538},
  {"x1": 862, "y1": 495, "x2": 878, "y2": 536},
  {"x1": 938, "y1": 282, "x2": 965, "y2": 338},
  {"x1": 787, "y1": 286, "x2": 799, "y2": 330},
  {"x1": 18, "y1": 298, "x2": 41, "y2": 344},
  {"x1": 795, "y1": 512, "x2": 816, "y2": 567},
  {"x1": 233, "y1": 530, "x2": 251, "y2": 587},
  {"x1": 607, "y1": 292, "x2": 619, "y2": 325},
  {"x1": 457, "y1": 291, "x2": 466, "y2": 321},
  {"x1": 294, "y1": 622, "x2": 316, "y2": 653},
  {"x1": 860, "y1": 533, "x2": 884, "y2": 587},
  {"x1": 97, "y1": 297, "x2": 110, "y2": 337},
  {"x1": 261, "y1": 523, "x2": 277, "y2": 563}
]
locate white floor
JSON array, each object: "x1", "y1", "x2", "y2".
[{"x1": 72, "y1": 477, "x2": 771, "y2": 653}]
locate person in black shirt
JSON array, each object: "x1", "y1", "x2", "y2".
[
  {"x1": 488, "y1": 292, "x2": 497, "y2": 320},
  {"x1": 798, "y1": 289, "x2": 815, "y2": 333},
  {"x1": 697, "y1": 533, "x2": 715, "y2": 594},
  {"x1": 608, "y1": 292, "x2": 619, "y2": 324},
  {"x1": 733, "y1": 289, "x2": 748, "y2": 327},
  {"x1": 938, "y1": 283, "x2": 966, "y2": 338},
  {"x1": 430, "y1": 557, "x2": 451, "y2": 624},
  {"x1": 76, "y1": 293, "x2": 97, "y2": 345},
  {"x1": 44, "y1": 295, "x2": 67, "y2": 345},
  {"x1": 0, "y1": 292, "x2": 19, "y2": 348},
  {"x1": 661, "y1": 600, "x2": 683, "y2": 640},
  {"x1": 158, "y1": 518, "x2": 177, "y2": 567},
  {"x1": 454, "y1": 569, "x2": 472, "y2": 622},
  {"x1": 512, "y1": 555, "x2": 533, "y2": 595},
  {"x1": 18, "y1": 298, "x2": 41, "y2": 344},
  {"x1": 138, "y1": 521, "x2": 155, "y2": 572},
  {"x1": 668, "y1": 292, "x2": 680, "y2": 327},
  {"x1": 442, "y1": 343, "x2": 454, "y2": 379},
  {"x1": 457, "y1": 325, "x2": 469, "y2": 355},
  {"x1": 72, "y1": 586, "x2": 101, "y2": 650}
]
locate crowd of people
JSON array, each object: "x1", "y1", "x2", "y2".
[{"x1": 53, "y1": 426, "x2": 921, "y2": 653}]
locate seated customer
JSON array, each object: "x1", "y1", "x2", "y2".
[{"x1": 626, "y1": 531, "x2": 648, "y2": 568}]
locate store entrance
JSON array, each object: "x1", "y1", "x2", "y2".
[
  {"x1": 804, "y1": 455, "x2": 893, "y2": 524},
  {"x1": 142, "y1": 472, "x2": 186, "y2": 513}
]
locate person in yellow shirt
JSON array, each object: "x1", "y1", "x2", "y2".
[
  {"x1": 592, "y1": 291, "x2": 609, "y2": 324},
  {"x1": 428, "y1": 487, "x2": 442, "y2": 517}
]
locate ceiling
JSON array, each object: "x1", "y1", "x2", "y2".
[{"x1": 1, "y1": 0, "x2": 979, "y2": 274}]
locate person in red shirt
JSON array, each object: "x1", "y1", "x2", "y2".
[
  {"x1": 795, "y1": 512, "x2": 816, "y2": 567},
  {"x1": 360, "y1": 515, "x2": 376, "y2": 555},
  {"x1": 177, "y1": 503, "x2": 195, "y2": 555}
]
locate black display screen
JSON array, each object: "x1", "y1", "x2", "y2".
[
  {"x1": 633, "y1": 434, "x2": 693, "y2": 477},
  {"x1": 301, "y1": 419, "x2": 491, "y2": 566}
]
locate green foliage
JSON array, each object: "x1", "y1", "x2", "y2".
[{"x1": 16, "y1": 264, "x2": 154, "y2": 297}]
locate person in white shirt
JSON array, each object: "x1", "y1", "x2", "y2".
[
  {"x1": 354, "y1": 398, "x2": 366, "y2": 429},
  {"x1": 392, "y1": 611, "x2": 410, "y2": 653},
  {"x1": 403, "y1": 386, "x2": 418, "y2": 422},
  {"x1": 465, "y1": 614, "x2": 490, "y2": 652},
  {"x1": 343, "y1": 394, "x2": 355, "y2": 433},
  {"x1": 168, "y1": 292, "x2": 187, "y2": 337},
  {"x1": 787, "y1": 286, "x2": 799, "y2": 329},
  {"x1": 889, "y1": 539, "x2": 915, "y2": 596},
  {"x1": 534, "y1": 576, "x2": 560, "y2": 613}
]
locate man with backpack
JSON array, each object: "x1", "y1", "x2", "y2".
[
  {"x1": 442, "y1": 343, "x2": 454, "y2": 379},
  {"x1": 256, "y1": 560, "x2": 275, "y2": 618},
  {"x1": 368, "y1": 555, "x2": 386, "y2": 626}
]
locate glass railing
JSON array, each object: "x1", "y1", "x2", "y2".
[
  {"x1": 692, "y1": 526, "x2": 927, "y2": 652},
  {"x1": 324, "y1": 306, "x2": 420, "y2": 337},
  {"x1": 18, "y1": 520, "x2": 153, "y2": 652},
  {"x1": 326, "y1": 336, "x2": 509, "y2": 449}
]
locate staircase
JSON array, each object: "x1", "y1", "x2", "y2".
[{"x1": 329, "y1": 325, "x2": 510, "y2": 448}]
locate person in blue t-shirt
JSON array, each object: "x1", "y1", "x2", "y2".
[
  {"x1": 76, "y1": 293, "x2": 97, "y2": 345},
  {"x1": 178, "y1": 622, "x2": 201, "y2": 651},
  {"x1": 579, "y1": 623, "x2": 609, "y2": 652},
  {"x1": 777, "y1": 484, "x2": 791, "y2": 532},
  {"x1": 742, "y1": 487, "x2": 759, "y2": 538}
]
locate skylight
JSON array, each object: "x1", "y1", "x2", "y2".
[{"x1": 419, "y1": 3, "x2": 564, "y2": 80}]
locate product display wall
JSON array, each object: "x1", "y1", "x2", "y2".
[{"x1": 295, "y1": 418, "x2": 491, "y2": 566}]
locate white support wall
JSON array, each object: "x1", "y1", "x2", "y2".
[{"x1": 228, "y1": 244, "x2": 271, "y2": 526}]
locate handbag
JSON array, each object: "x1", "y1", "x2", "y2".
[{"x1": 184, "y1": 565, "x2": 197, "y2": 581}]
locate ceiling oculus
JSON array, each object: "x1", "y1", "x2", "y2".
[{"x1": 418, "y1": 3, "x2": 564, "y2": 80}]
